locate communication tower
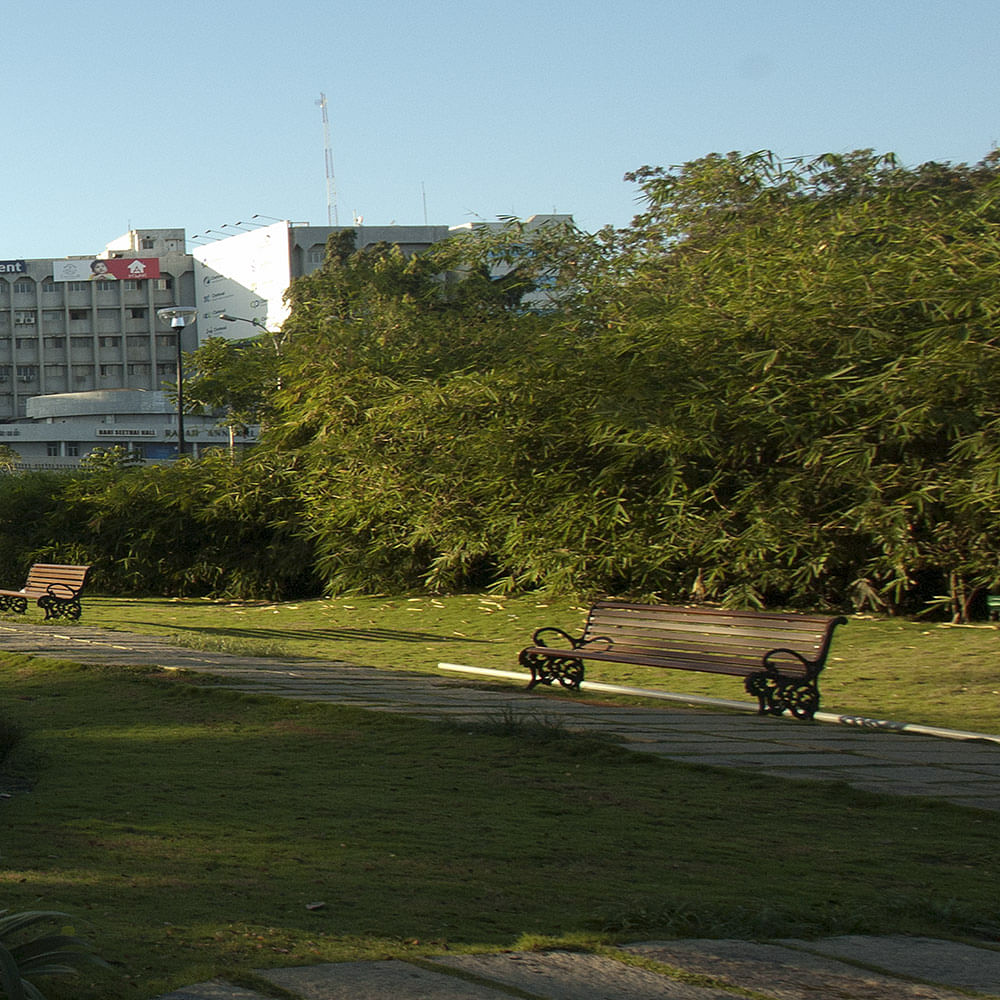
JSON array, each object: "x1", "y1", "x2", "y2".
[{"x1": 316, "y1": 93, "x2": 339, "y2": 226}]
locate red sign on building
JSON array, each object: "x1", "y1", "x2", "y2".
[
  {"x1": 89, "y1": 258, "x2": 161, "y2": 280},
  {"x1": 53, "y1": 258, "x2": 162, "y2": 282}
]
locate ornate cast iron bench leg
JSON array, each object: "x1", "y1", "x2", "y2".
[
  {"x1": 520, "y1": 650, "x2": 585, "y2": 691},
  {"x1": 0, "y1": 594, "x2": 28, "y2": 615},
  {"x1": 745, "y1": 673, "x2": 819, "y2": 720},
  {"x1": 37, "y1": 594, "x2": 82, "y2": 622}
]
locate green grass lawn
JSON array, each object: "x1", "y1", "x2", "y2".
[
  {"x1": 77, "y1": 593, "x2": 1000, "y2": 734},
  {"x1": 1, "y1": 656, "x2": 998, "y2": 1000}
]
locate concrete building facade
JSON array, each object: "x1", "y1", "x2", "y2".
[{"x1": 0, "y1": 229, "x2": 193, "y2": 419}]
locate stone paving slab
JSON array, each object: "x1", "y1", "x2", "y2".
[
  {"x1": 628, "y1": 939, "x2": 992, "y2": 1000},
  {"x1": 153, "y1": 982, "x2": 271, "y2": 1000},
  {"x1": 261, "y1": 959, "x2": 515, "y2": 999},
  {"x1": 434, "y1": 951, "x2": 735, "y2": 998},
  {"x1": 777, "y1": 934, "x2": 1000, "y2": 994}
]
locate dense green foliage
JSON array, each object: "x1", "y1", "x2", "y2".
[
  {"x1": 0, "y1": 453, "x2": 319, "y2": 599},
  {"x1": 1, "y1": 148, "x2": 997, "y2": 614},
  {"x1": 255, "y1": 150, "x2": 1000, "y2": 615}
]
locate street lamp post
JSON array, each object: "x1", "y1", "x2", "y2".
[
  {"x1": 218, "y1": 312, "x2": 267, "y2": 331},
  {"x1": 156, "y1": 307, "x2": 198, "y2": 457}
]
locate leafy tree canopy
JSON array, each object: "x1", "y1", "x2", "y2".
[{"x1": 254, "y1": 150, "x2": 1000, "y2": 617}]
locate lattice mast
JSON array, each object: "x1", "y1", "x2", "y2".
[{"x1": 316, "y1": 93, "x2": 339, "y2": 226}]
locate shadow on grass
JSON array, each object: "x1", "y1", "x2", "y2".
[{"x1": 127, "y1": 621, "x2": 493, "y2": 645}]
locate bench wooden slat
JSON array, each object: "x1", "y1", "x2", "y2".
[{"x1": 520, "y1": 600, "x2": 847, "y2": 720}]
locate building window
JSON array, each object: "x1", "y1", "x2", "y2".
[
  {"x1": 68, "y1": 281, "x2": 88, "y2": 292},
  {"x1": 128, "y1": 363, "x2": 150, "y2": 376},
  {"x1": 99, "y1": 364, "x2": 121, "y2": 377},
  {"x1": 15, "y1": 338, "x2": 36, "y2": 350},
  {"x1": 308, "y1": 247, "x2": 325, "y2": 264},
  {"x1": 42, "y1": 283, "x2": 58, "y2": 294},
  {"x1": 157, "y1": 334, "x2": 176, "y2": 348},
  {"x1": 47, "y1": 442, "x2": 59, "y2": 457},
  {"x1": 0, "y1": 367, "x2": 9, "y2": 382},
  {"x1": 16, "y1": 366, "x2": 36, "y2": 382},
  {"x1": 96, "y1": 280, "x2": 116, "y2": 292},
  {"x1": 69, "y1": 309, "x2": 89, "y2": 321},
  {"x1": 128, "y1": 307, "x2": 147, "y2": 319},
  {"x1": 141, "y1": 238, "x2": 156, "y2": 250},
  {"x1": 123, "y1": 280, "x2": 142, "y2": 291},
  {"x1": 44, "y1": 337, "x2": 66, "y2": 349},
  {"x1": 14, "y1": 311, "x2": 36, "y2": 325},
  {"x1": 155, "y1": 277, "x2": 173, "y2": 291},
  {"x1": 13, "y1": 281, "x2": 33, "y2": 294},
  {"x1": 99, "y1": 336, "x2": 121, "y2": 348},
  {"x1": 156, "y1": 363, "x2": 174, "y2": 378},
  {"x1": 66, "y1": 442, "x2": 79, "y2": 457}
]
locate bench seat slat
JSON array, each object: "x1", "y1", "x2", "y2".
[{"x1": 584, "y1": 625, "x2": 827, "y2": 652}]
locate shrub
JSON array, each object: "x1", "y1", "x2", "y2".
[{"x1": 0, "y1": 909, "x2": 107, "y2": 1000}]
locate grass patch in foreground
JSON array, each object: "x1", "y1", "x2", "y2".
[
  {"x1": 78, "y1": 594, "x2": 1000, "y2": 733},
  {"x1": 0, "y1": 657, "x2": 998, "y2": 999}
]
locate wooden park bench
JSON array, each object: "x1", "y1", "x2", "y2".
[
  {"x1": 519, "y1": 600, "x2": 847, "y2": 720},
  {"x1": 0, "y1": 564, "x2": 90, "y2": 621}
]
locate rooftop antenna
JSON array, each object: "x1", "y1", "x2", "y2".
[{"x1": 316, "y1": 92, "x2": 339, "y2": 226}]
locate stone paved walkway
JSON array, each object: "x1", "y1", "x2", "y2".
[{"x1": 3, "y1": 621, "x2": 998, "y2": 812}]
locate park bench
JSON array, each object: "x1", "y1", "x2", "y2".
[
  {"x1": 0, "y1": 563, "x2": 90, "y2": 621},
  {"x1": 519, "y1": 600, "x2": 847, "y2": 720}
]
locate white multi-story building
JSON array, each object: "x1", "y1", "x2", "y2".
[{"x1": 192, "y1": 221, "x2": 452, "y2": 339}]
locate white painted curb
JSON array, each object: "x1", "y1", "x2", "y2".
[{"x1": 437, "y1": 662, "x2": 1000, "y2": 746}]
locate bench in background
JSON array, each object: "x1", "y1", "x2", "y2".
[{"x1": 0, "y1": 564, "x2": 91, "y2": 621}]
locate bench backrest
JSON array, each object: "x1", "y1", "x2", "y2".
[
  {"x1": 21, "y1": 563, "x2": 90, "y2": 597},
  {"x1": 583, "y1": 600, "x2": 846, "y2": 678}
]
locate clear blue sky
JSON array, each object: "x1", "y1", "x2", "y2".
[{"x1": 3, "y1": 0, "x2": 997, "y2": 258}]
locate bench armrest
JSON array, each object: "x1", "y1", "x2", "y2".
[
  {"x1": 762, "y1": 647, "x2": 815, "y2": 676},
  {"x1": 530, "y1": 626, "x2": 581, "y2": 648},
  {"x1": 45, "y1": 582, "x2": 80, "y2": 601},
  {"x1": 529, "y1": 626, "x2": 612, "y2": 652}
]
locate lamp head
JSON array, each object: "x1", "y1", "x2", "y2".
[{"x1": 157, "y1": 307, "x2": 198, "y2": 329}]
